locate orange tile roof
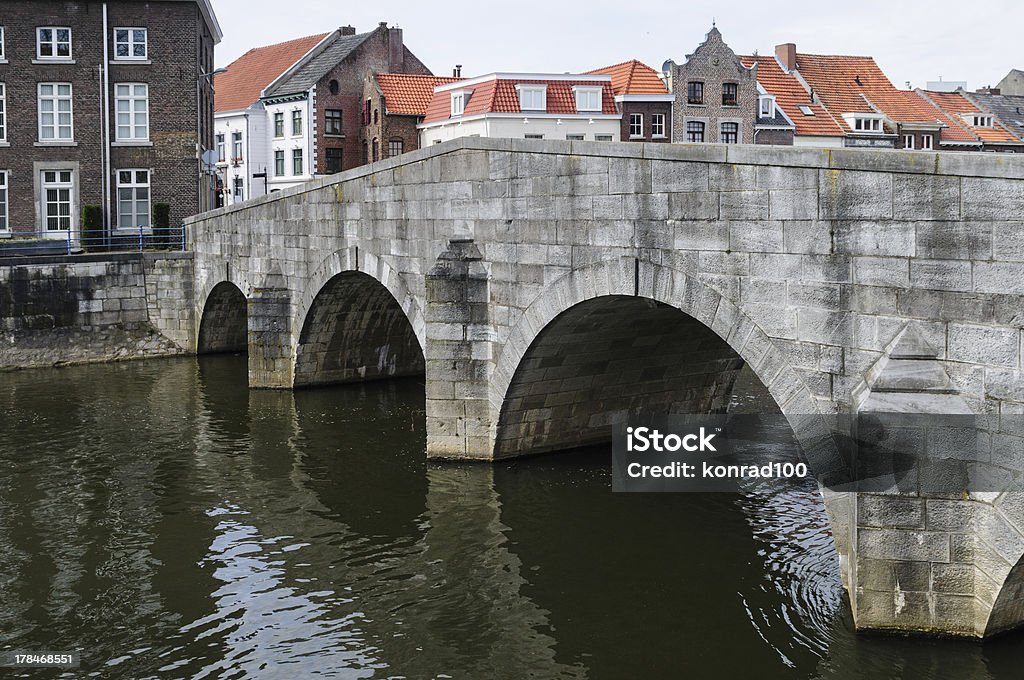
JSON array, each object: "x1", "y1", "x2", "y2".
[
  {"x1": 214, "y1": 33, "x2": 329, "y2": 112},
  {"x1": 586, "y1": 60, "x2": 668, "y2": 95},
  {"x1": 919, "y1": 90, "x2": 1020, "y2": 144},
  {"x1": 740, "y1": 55, "x2": 844, "y2": 137},
  {"x1": 377, "y1": 74, "x2": 464, "y2": 116},
  {"x1": 423, "y1": 77, "x2": 617, "y2": 124}
]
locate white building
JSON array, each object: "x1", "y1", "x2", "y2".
[{"x1": 419, "y1": 73, "x2": 621, "y2": 145}]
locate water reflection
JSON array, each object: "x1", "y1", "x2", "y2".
[{"x1": 0, "y1": 357, "x2": 1022, "y2": 678}]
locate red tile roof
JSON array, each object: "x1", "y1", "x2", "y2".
[
  {"x1": 918, "y1": 90, "x2": 1020, "y2": 144},
  {"x1": 377, "y1": 74, "x2": 464, "y2": 116},
  {"x1": 740, "y1": 55, "x2": 845, "y2": 137},
  {"x1": 214, "y1": 33, "x2": 328, "y2": 113},
  {"x1": 586, "y1": 60, "x2": 668, "y2": 95},
  {"x1": 423, "y1": 77, "x2": 617, "y2": 124}
]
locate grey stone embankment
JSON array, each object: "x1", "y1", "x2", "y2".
[{"x1": 0, "y1": 251, "x2": 194, "y2": 370}]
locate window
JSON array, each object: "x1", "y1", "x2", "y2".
[
  {"x1": 798, "y1": 104, "x2": 814, "y2": 116},
  {"x1": 651, "y1": 113, "x2": 666, "y2": 137},
  {"x1": 922, "y1": 134, "x2": 933, "y2": 150},
  {"x1": 853, "y1": 117, "x2": 882, "y2": 132},
  {"x1": 902, "y1": 134, "x2": 915, "y2": 149},
  {"x1": 524, "y1": 134, "x2": 544, "y2": 139},
  {"x1": 574, "y1": 87, "x2": 602, "y2": 112},
  {"x1": 387, "y1": 139, "x2": 404, "y2": 157},
  {"x1": 566, "y1": 134, "x2": 585, "y2": 141},
  {"x1": 686, "y1": 120, "x2": 705, "y2": 142},
  {"x1": 325, "y1": 109, "x2": 343, "y2": 135},
  {"x1": 363, "y1": 99, "x2": 371, "y2": 125},
  {"x1": 594, "y1": 134, "x2": 613, "y2": 142},
  {"x1": 0, "y1": 27, "x2": 5, "y2": 61},
  {"x1": 721, "y1": 122, "x2": 739, "y2": 143},
  {"x1": 233, "y1": 177, "x2": 243, "y2": 198},
  {"x1": 0, "y1": 171, "x2": 7, "y2": 232},
  {"x1": 38, "y1": 83, "x2": 73, "y2": 140},
  {"x1": 292, "y1": 110, "x2": 302, "y2": 136},
  {"x1": 722, "y1": 83, "x2": 738, "y2": 106},
  {"x1": 759, "y1": 96, "x2": 774, "y2": 118},
  {"x1": 372, "y1": 139, "x2": 378, "y2": 162},
  {"x1": 373, "y1": 109, "x2": 378, "y2": 124},
  {"x1": 517, "y1": 85, "x2": 547, "y2": 111},
  {"x1": 326, "y1": 148, "x2": 343, "y2": 173},
  {"x1": 115, "y1": 83, "x2": 149, "y2": 141},
  {"x1": 114, "y1": 28, "x2": 147, "y2": 60},
  {"x1": 328, "y1": 79, "x2": 340, "y2": 95},
  {"x1": 629, "y1": 113, "x2": 643, "y2": 138},
  {"x1": 0, "y1": 83, "x2": 5, "y2": 141},
  {"x1": 37, "y1": 27, "x2": 71, "y2": 60},
  {"x1": 116, "y1": 170, "x2": 150, "y2": 229},
  {"x1": 687, "y1": 81, "x2": 704, "y2": 105},
  {"x1": 292, "y1": 148, "x2": 303, "y2": 175},
  {"x1": 274, "y1": 112, "x2": 284, "y2": 138},
  {"x1": 274, "y1": 150, "x2": 285, "y2": 176},
  {"x1": 216, "y1": 133, "x2": 225, "y2": 161},
  {"x1": 451, "y1": 92, "x2": 466, "y2": 116},
  {"x1": 972, "y1": 115, "x2": 993, "y2": 128},
  {"x1": 231, "y1": 132, "x2": 242, "y2": 161},
  {"x1": 41, "y1": 169, "x2": 73, "y2": 231},
  {"x1": 362, "y1": 142, "x2": 368, "y2": 163}
]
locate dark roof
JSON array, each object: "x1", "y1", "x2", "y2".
[
  {"x1": 263, "y1": 30, "x2": 373, "y2": 98},
  {"x1": 966, "y1": 91, "x2": 1024, "y2": 142},
  {"x1": 756, "y1": 108, "x2": 793, "y2": 128}
]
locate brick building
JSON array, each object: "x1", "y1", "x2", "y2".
[
  {"x1": 587, "y1": 60, "x2": 674, "y2": 143},
  {"x1": 213, "y1": 22, "x2": 431, "y2": 200},
  {"x1": 364, "y1": 73, "x2": 462, "y2": 163},
  {"x1": 665, "y1": 27, "x2": 758, "y2": 145},
  {"x1": 0, "y1": 0, "x2": 221, "y2": 238}
]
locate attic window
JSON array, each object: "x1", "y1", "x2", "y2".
[
  {"x1": 854, "y1": 117, "x2": 882, "y2": 132},
  {"x1": 573, "y1": 86, "x2": 603, "y2": 113},
  {"x1": 329, "y1": 79, "x2": 340, "y2": 95},
  {"x1": 450, "y1": 90, "x2": 468, "y2": 116},
  {"x1": 972, "y1": 114, "x2": 993, "y2": 128},
  {"x1": 759, "y1": 95, "x2": 775, "y2": 117},
  {"x1": 798, "y1": 104, "x2": 814, "y2": 116},
  {"x1": 516, "y1": 85, "x2": 547, "y2": 111}
]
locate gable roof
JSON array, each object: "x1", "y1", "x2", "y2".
[
  {"x1": 586, "y1": 60, "x2": 668, "y2": 95},
  {"x1": 263, "y1": 29, "x2": 374, "y2": 98},
  {"x1": 741, "y1": 55, "x2": 844, "y2": 137},
  {"x1": 916, "y1": 90, "x2": 1019, "y2": 144},
  {"x1": 214, "y1": 32, "x2": 329, "y2": 112},
  {"x1": 422, "y1": 75, "x2": 617, "y2": 124},
  {"x1": 377, "y1": 74, "x2": 464, "y2": 116},
  {"x1": 965, "y1": 91, "x2": 1024, "y2": 142}
]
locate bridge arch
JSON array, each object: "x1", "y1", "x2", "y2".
[
  {"x1": 197, "y1": 280, "x2": 248, "y2": 355},
  {"x1": 294, "y1": 267, "x2": 425, "y2": 388}
]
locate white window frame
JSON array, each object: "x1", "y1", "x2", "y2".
[
  {"x1": 37, "y1": 27, "x2": 72, "y2": 61},
  {"x1": 902, "y1": 134, "x2": 915, "y2": 149},
  {"x1": 798, "y1": 104, "x2": 814, "y2": 116},
  {"x1": 0, "y1": 170, "x2": 8, "y2": 233},
  {"x1": 273, "y1": 111, "x2": 284, "y2": 138},
  {"x1": 38, "y1": 83, "x2": 74, "y2": 141},
  {"x1": 274, "y1": 150, "x2": 285, "y2": 176},
  {"x1": 516, "y1": 85, "x2": 547, "y2": 112},
  {"x1": 116, "y1": 169, "x2": 151, "y2": 231},
  {"x1": 594, "y1": 134, "x2": 613, "y2": 142},
  {"x1": 651, "y1": 113, "x2": 666, "y2": 138},
  {"x1": 524, "y1": 133, "x2": 544, "y2": 140},
  {"x1": 0, "y1": 83, "x2": 6, "y2": 142},
  {"x1": 233, "y1": 176, "x2": 244, "y2": 198},
  {"x1": 759, "y1": 95, "x2": 776, "y2": 118},
  {"x1": 566, "y1": 133, "x2": 585, "y2": 141},
  {"x1": 291, "y1": 109, "x2": 302, "y2": 136},
  {"x1": 972, "y1": 114, "x2": 993, "y2": 128},
  {"x1": 115, "y1": 83, "x2": 149, "y2": 141},
  {"x1": 845, "y1": 113, "x2": 884, "y2": 133},
  {"x1": 573, "y1": 86, "x2": 603, "y2": 113},
  {"x1": 231, "y1": 131, "x2": 242, "y2": 161},
  {"x1": 921, "y1": 134, "x2": 934, "y2": 150},
  {"x1": 215, "y1": 133, "x2": 225, "y2": 162},
  {"x1": 0, "y1": 27, "x2": 6, "y2": 61},
  {"x1": 450, "y1": 90, "x2": 468, "y2": 116},
  {"x1": 292, "y1": 148, "x2": 303, "y2": 175},
  {"x1": 113, "y1": 27, "x2": 147, "y2": 61},
  {"x1": 41, "y1": 169, "x2": 75, "y2": 233},
  {"x1": 629, "y1": 113, "x2": 643, "y2": 138}
]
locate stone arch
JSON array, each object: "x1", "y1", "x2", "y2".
[
  {"x1": 983, "y1": 488, "x2": 1024, "y2": 636},
  {"x1": 293, "y1": 269, "x2": 425, "y2": 388},
  {"x1": 197, "y1": 281, "x2": 248, "y2": 354}
]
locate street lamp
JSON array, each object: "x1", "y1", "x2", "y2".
[{"x1": 197, "y1": 67, "x2": 228, "y2": 213}]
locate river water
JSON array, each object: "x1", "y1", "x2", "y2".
[{"x1": 1, "y1": 356, "x2": 1023, "y2": 679}]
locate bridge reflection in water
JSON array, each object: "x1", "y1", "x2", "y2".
[{"x1": 2, "y1": 357, "x2": 1024, "y2": 677}]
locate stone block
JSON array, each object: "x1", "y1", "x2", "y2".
[
  {"x1": 947, "y1": 323, "x2": 1019, "y2": 368},
  {"x1": 729, "y1": 221, "x2": 784, "y2": 253},
  {"x1": 720, "y1": 191, "x2": 769, "y2": 220},
  {"x1": 857, "y1": 528, "x2": 950, "y2": 562},
  {"x1": 819, "y1": 169, "x2": 893, "y2": 219},
  {"x1": 769, "y1": 189, "x2": 818, "y2": 220},
  {"x1": 651, "y1": 160, "x2": 709, "y2": 192},
  {"x1": 893, "y1": 174, "x2": 961, "y2": 221}
]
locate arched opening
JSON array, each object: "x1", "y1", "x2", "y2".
[
  {"x1": 294, "y1": 271, "x2": 424, "y2": 388},
  {"x1": 495, "y1": 295, "x2": 745, "y2": 457},
  {"x1": 197, "y1": 281, "x2": 247, "y2": 355}
]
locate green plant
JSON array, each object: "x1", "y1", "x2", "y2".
[{"x1": 81, "y1": 204, "x2": 103, "y2": 252}]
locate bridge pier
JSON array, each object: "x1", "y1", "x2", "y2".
[{"x1": 247, "y1": 287, "x2": 295, "y2": 389}]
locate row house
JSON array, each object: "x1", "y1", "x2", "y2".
[
  {"x1": 0, "y1": 0, "x2": 221, "y2": 239},
  {"x1": 418, "y1": 73, "x2": 620, "y2": 145},
  {"x1": 363, "y1": 72, "x2": 462, "y2": 163},
  {"x1": 914, "y1": 89, "x2": 1023, "y2": 152},
  {"x1": 586, "y1": 60, "x2": 673, "y2": 143},
  {"x1": 967, "y1": 90, "x2": 1024, "y2": 145},
  {"x1": 213, "y1": 22, "x2": 430, "y2": 205}
]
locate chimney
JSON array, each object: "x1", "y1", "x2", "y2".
[
  {"x1": 976, "y1": 86, "x2": 1001, "y2": 95},
  {"x1": 776, "y1": 43, "x2": 797, "y2": 72},
  {"x1": 387, "y1": 25, "x2": 404, "y2": 72},
  {"x1": 453, "y1": 64, "x2": 462, "y2": 78},
  {"x1": 340, "y1": 25, "x2": 356, "y2": 36}
]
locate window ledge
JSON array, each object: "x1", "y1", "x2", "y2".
[
  {"x1": 111, "y1": 140, "x2": 153, "y2": 147},
  {"x1": 324, "y1": 134, "x2": 345, "y2": 139},
  {"x1": 110, "y1": 59, "x2": 151, "y2": 65},
  {"x1": 687, "y1": 102, "x2": 706, "y2": 107},
  {"x1": 652, "y1": 135, "x2": 667, "y2": 139},
  {"x1": 0, "y1": 232, "x2": 12, "y2": 239},
  {"x1": 628, "y1": 135, "x2": 644, "y2": 140},
  {"x1": 722, "y1": 104, "x2": 740, "y2": 108},
  {"x1": 32, "y1": 59, "x2": 76, "y2": 65},
  {"x1": 113, "y1": 228, "x2": 153, "y2": 234},
  {"x1": 0, "y1": 59, "x2": 8, "y2": 65},
  {"x1": 34, "y1": 141, "x2": 78, "y2": 147},
  {"x1": 0, "y1": 141, "x2": 9, "y2": 147}
]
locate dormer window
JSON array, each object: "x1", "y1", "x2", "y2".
[
  {"x1": 759, "y1": 95, "x2": 776, "y2": 118},
  {"x1": 573, "y1": 86, "x2": 603, "y2": 113},
  {"x1": 450, "y1": 90, "x2": 468, "y2": 116},
  {"x1": 843, "y1": 113, "x2": 884, "y2": 133},
  {"x1": 517, "y1": 85, "x2": 547, "y2": 112},
  {"x1": 967, "y1": 114, "x2": 993, "y2": 128}
]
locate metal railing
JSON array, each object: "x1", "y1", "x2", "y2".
[{"x1": 0, "y1": 224, "x2": 187, "y2": 258}]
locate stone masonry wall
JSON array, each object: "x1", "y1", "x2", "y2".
[{"x1": 0, "y1": 253, "x2": 193, "y2": 369}]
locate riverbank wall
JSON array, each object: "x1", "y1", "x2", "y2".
[{"x1": 0, "y1": 252, "x2": 195, "y2": 370}]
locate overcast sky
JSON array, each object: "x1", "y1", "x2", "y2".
[{"x1": 210, "y1": 0, "x2": 1021, "y2": 91}]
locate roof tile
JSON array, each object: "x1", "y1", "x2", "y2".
[
  {"x1": 586, "y1": 60, "x2": 668, "y2": 95},
  {"x1": 214, "y1": 33, "x2": 328, "y2": 112}
]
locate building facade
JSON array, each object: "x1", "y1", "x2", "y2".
[
  {"x1": 587, "y1": 60, "x2": 674, "y2": 143},
  {"x1": 364, "y1": 73, "x2": 462, "y2": 164},
  {"x1": 0, "y1": 0, "x2": 222, "y2": 239}
]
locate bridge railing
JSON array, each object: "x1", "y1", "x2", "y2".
[{"x1": 0, "y1": 224, "x2": 187, "y2": 258}]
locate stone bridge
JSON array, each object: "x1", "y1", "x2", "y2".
[{"x1": 185, "y1": 137, "x2": 1024, "y2": 639}]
